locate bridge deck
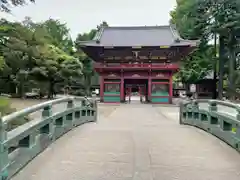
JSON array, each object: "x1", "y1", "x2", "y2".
[{"x1": 12, "y1": 104, "x2": 240, "y2": 180}]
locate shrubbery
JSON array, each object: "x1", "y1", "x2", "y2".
[{"x1": 0, "y1": 96, "x2": 31, "y2": 131}]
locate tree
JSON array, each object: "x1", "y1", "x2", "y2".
[
  {"x1": 0, "y1": 20, "x2": 39, "y2": 96},
  {"x1": 170, "y1": 0, "x2": 214, "y2": 83},
  {"x1": 0, "y1": 0, "x2": 35, "y2": 12},
  {"x1": 74, "y1": 21, "x2": 109, "y2": 95},
  {"x1": 0, "y1": 17, "x2": 109, "y2": 98},
  {"x1": 0, "y1": 17, "x2": 83, "y2": 98},
  {"x1": 41, "y1": 19, "x2": 73, "y2": 53},
  {"x1": 32, "y1": 45, "x2": 82, "y2": 98},
  {"x1": 171, "y1": 0, "x2": 240, "y2": 99}
]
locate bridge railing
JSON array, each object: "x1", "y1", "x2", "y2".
[
  {"x1": 180, "y1": 99, "x2": 240, "y2": 152},
  {"x1": 0, "y1": 96, "x2": 97, "y2": 180}
]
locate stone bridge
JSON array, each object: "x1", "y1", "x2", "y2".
[{"x1": 1, "y1": 97, "x2": 240, "y2": 180}]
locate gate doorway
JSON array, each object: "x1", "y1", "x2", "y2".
[{"x1": 124, "y1": 79, "x2": 148, "y2": 103}]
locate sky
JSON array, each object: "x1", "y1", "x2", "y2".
[{"x1": 0, "y1": 0, "x2": 177, "y2": 39}]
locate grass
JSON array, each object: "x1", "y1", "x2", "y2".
[
  {"x1": 0, "y1": 96, "x2": 31, "y2": 131},
  {"x1": 0, "y1": 96, "x2": 15, "y2": 116}
]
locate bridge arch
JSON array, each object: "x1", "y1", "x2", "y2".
[
  {"x1": 180, "y1": 99, "x2": 240, "y2": 152},
  {"x1": 1, "y1": 99, "x2": 240, "y2": 179},
  {"x1": 0, "y1": 97, "x2": 97, "y2": 179}
]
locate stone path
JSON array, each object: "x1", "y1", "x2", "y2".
[{"x1": 12, "y1": 104, "x2": 240, "y2": 180}]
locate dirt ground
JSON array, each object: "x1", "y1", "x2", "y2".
[{"x1": 9, "y1": 98, "x2": 48, "y2": 111}]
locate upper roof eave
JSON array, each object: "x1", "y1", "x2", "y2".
[
  {"x1": 77, "y1": 40, "x2": 100, "y2": 47},
  {"x1": 169, "y1": 23, "x2": 200, "y2": 46},
  {"x1": 78, "y1": 42, "x2": 199, "y2": 48},
  {"x1": 79, "y1": 24, "x2": 200, "y2": 48}
]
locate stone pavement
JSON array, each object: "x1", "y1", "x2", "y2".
[{"x1": 12, "y1": 104, "x2": 240, "y2": 180}]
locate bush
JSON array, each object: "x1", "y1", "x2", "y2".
[
  {"x1": 7, "y1": 116, "x2": 31, "y2": 131},
  {"x1": 70, "y1": 89, "x2": 86, "y2": 96},
  {"x1": 0, "y1": 96, "x2": 15, "y2": 115},
  {"x1": 0, "y1": 96, "x2": 31, "y2": 131}
]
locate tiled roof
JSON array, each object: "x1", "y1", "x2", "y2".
[{"x1": 79, "y1": 24, "x2": 198, "y2": 47}]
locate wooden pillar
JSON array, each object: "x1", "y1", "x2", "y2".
[
  {"x1": 100, "y1": 76, "x2": 104, "y2": 102},
  {"x1": 120, "y1": 73, "x2": 124, "y2": 102},
  {"x1": 148, "y1": 72, "x2": 152, "y2": 103},
  {"x1": 169, "y1": 72, "x2": 173, "y2": 104}
]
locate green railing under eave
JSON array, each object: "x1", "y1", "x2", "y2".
[
  {"x1": 180, "y1": 99, "x2": 240, "y2": 151},
  {"x1": 0, "y1": 96, "x2": 97, "y2": 180}
]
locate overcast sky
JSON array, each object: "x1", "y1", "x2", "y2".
[{"x1": 0, "y1": 0, "x2": 176, "y2": 39}]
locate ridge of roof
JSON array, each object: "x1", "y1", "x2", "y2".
[
  {"x1": 169, "y1": 23, "x2": 200, "y2": 45},
  {"x1": 93, "y1": 27, "x2": 104, "y2": 41},
  {"x1": 169, "y1": 23, "x2": 181, "y2": 42},
  {"x1": 102, "y1": 25, "x2": 170, "y2": 30}
]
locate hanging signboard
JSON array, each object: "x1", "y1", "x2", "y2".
[
  {"x1": 95, "y1": 89, "x2": 99, "y2": 95},
  {"x1": 190, "y1": 84, "x2": 196, "y2": 93}
]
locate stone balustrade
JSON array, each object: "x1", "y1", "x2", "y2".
[
  {"x1": 180, "y1": 99, "x2": 240, "y2": 152},
  {"x1": 0, "y1": 96, "x2": 97, "y2": 180}
]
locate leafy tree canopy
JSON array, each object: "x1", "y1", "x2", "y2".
[
  {"x1": 0, "y1": 17, "x2": 84, "y2": 98},
  {"x1": 0, "y1": 16, "x2": 108, "y2": 97},
  {"x1": 0, "y1": 0, "x2": 35, "y2": 12},
  {"x1": 170, "y1": 0, "x2": 240, "y2": 83}
]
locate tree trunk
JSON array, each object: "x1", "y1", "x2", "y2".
[
  {"x1": 18, "y1": 82, "x2": 25, "y2": 99},
  {"x1": 213, "y1": 32, "x2": 218, "y2": 99},
  {"x1": 48, "y1": 81, "x2": 54, "y2": 99},
  {"x1": 84, "y1": 75, "x2": 91, "y2": 96},
  {"x1": 229, "y1": 47, "x2": 235, "y2": 100},
  {"x1": 218, "y1": 35, "x2": 225, "y2": 100}
]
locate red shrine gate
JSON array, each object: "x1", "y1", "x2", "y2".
[
  {"x1": 79, "y1": 25, "x2": 197, "y2": 104},
  {"x1": 97, "y1": 64, "x2": 178, "y2": 103}
]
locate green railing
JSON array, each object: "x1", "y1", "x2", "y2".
[
  {"x1": 0, "y1": 96, "x2": 97, "y2": 180},
  {"x1": 180, "y1": 99, "x2": 240, "y2": 152}
]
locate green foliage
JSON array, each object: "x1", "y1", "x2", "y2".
[
  {"x1": 40, "y1": 19, "x2": 74, "y2": 53},
  {"x1": 0, "y1": 96, "x2": 31, "y2": 131},
  {"x1": 0, "y1": 17, "x2": 107, "y2": 98},
  {"x1": 74, "y1": 21, "x2": 108, "y2": 95},
  {"x1": 0, "y1": 0, "x2": 35, "y2": 12},
  {"x1": 171, "y1": 0, "x2": 240, "y2": 84},
  {"x1": 0, "y1": 17, "x2": 83, "y2": 98},
  {"x1": 0, "y1": 96, "x2": 13, "y2": 115},
  {"x1": 0, "y1": 56, "x2": 5, "y2": 70},
  {"x1": 171, "y1": 0, "x2": 214, "y2": 82},
  {"x1": 177, "y1": 46, "x2": 214, "y2": 83}
]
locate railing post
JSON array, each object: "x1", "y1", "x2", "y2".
[
  {"x1": 236, "y1": 106, "x2": 240, "y2": 138},
  {"x1": 208, "y1": 100, "x2": 217, "y2": 112},
  {"x1": 94, "y1": 100, "x2": 98, "y2": 122},
  {"x1": 67, "y1": 98, "x2": 75, "y2": 126},
  {"x1": 67, "y1": 99, "x2": 74, "y2": 109},
  {"x1": 42, "y1": 105, "x2": 52, "y2": 118},
  {"x1": 179, "y1": 102, "x2": 184, "y2": 124},
  {"x1": 0, "y1": 114, "x2": 8, "y2": 180},
  {"x1": 82, "y1": 99, "x2": 86, "y2": 107},
  {"x1": 42, "y1": 105, "x2": 55, "y2": 140},
  {"x1": 192, "y1": 100, "x2": 199, "y2": 110},
  {"x1": 192, "y1": 100, "x2": 199, "y2": 125}
]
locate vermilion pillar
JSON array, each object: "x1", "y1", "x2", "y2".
[
  {"x1": 120, "y1": 74, "x2": 124, "y2": 102},
  {"x1": 100, "y1": 76, "x2": 104, "y2": 102},
  {"x1": 148, "y1": 72, "x2": 152, "y2": 102},
  {"x1": 169, "y1": 73, "x2": 173, "y2": 104}
]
